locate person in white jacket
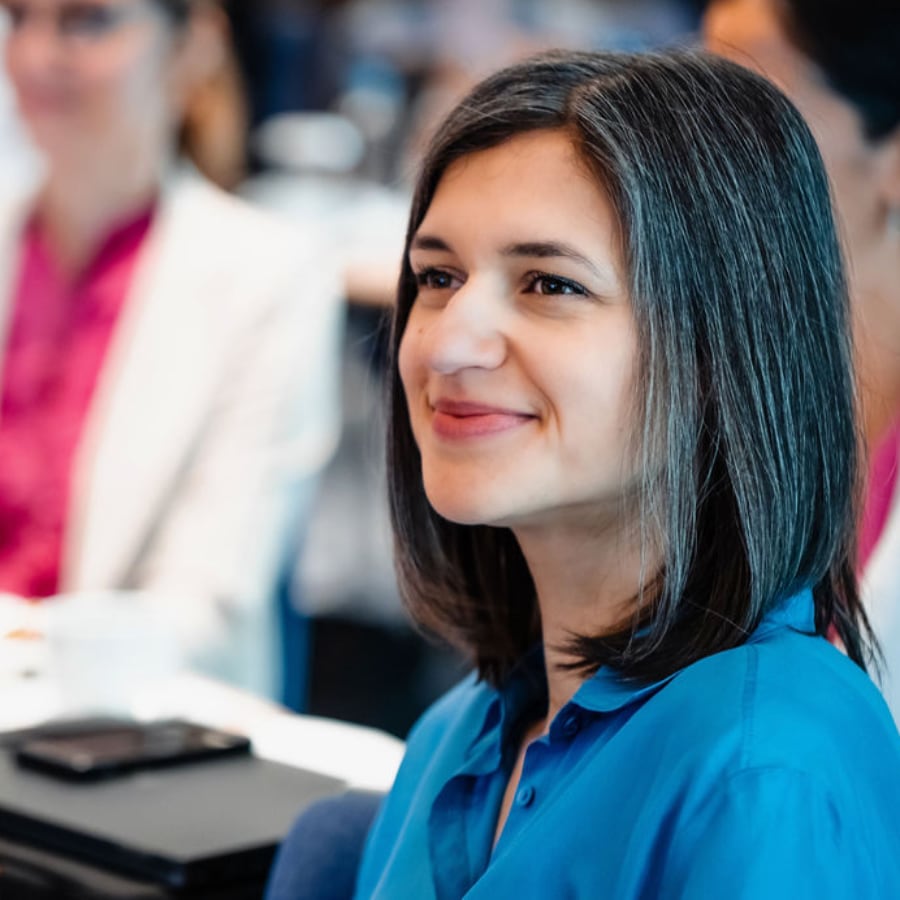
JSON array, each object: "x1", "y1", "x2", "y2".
[{"x1": 0, "y1": 0, "x2": 343, "y2": 700}]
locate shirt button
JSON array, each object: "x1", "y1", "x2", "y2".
[
  {"x1": 561, "y1": 712, "x2": 581, "y2": 738},
  {"x1": 515, "y1": 785, "x2": 535, "y2": 808}
]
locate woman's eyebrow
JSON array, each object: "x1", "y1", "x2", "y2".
[
  {"x1": 410, "y1": 234, "x2": 453, "y2": 253},
  {"x1": 410, "y1": 235, "x2": 615, "y2": 283},
  {"x1": 501, "y1": 241, "x2": 606, "y2": 278}
]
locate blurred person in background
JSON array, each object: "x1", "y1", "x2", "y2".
[
  {"x1": 0, "y1": 15, "x2": 35, "y2": 195},
  {"x1": 0, "y1": 0, "x2": 343, "y2": 700},
  {"x1": 704, "y1": 0, "x2": 900, "y2": 718}
]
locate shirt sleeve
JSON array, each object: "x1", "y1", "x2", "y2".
[{"x1": 657, "y1": 766, "x2": 889, "y2": 899}]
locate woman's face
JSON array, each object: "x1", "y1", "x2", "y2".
[
  {"x1": 1, "y1": 0, "x2": 185, "y2": 167},
  {"x1": 399, "y1": 128, "x2": 640, "y2": 533},
  {"x1": 703, "y1": 0, "x2": 893, "y2": 304}
]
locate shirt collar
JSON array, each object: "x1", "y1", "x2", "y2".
[
  {"x1": 466, "y1": 589, "x2": 817, "y2": 746},
  {"x1": 749, "y1": 587, "x2": 815, "y2": 638},
  {"x1": 464, "y1": 647, "x2": 547, "y2": 769},
  {"x1": 572, "y1": 587, "x2": 816, "y2": 715},
  {"x1": 26, "y1": 202, "x2": 156, "y2": 284}
]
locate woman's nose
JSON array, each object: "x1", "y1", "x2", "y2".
[{"x1": 423, "y1": 279, "x2": 508, "y2": 375}]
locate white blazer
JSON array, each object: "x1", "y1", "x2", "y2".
[
  {"x1": 0, "y1": 169, "x2": 344, "y2": 700},
  {"x1": 863, "y1": 475, "x2": 900, "y2": 726}
]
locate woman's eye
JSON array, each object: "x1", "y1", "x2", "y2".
[
  {"x1": 0, "y1": 1, "x2": 122, "y2": 34},
  {"x1": 415, "y1": 268, "x2": 457, "y2": 291},
  {"x1": 59, "y1": 4, "x2": 119, "y2": 38},
  {"x1": 526, "y1": 273, "x2": 587, "y2": 296},
  {"x1": 2, "y1": 3, "x2": 27, "y2": 27}
]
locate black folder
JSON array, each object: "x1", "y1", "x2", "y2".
[{"x1": 0, "y1": 737, "x2": 344, "y2": 893}]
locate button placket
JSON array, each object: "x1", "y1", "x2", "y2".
[{"x1": 504, "y1": 740, "x2": 546, "y2": 835}]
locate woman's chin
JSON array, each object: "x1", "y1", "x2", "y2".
[
  {"x1": 426, "y1": 490, "x2": 530, "y2": 531},
  {"x1": 426, "y1": 491, "x2": 502, "y2": 529}
]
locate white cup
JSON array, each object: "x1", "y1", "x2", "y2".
[{"x1": 47, "y1": 592, "x2": 182, "y2": 717}]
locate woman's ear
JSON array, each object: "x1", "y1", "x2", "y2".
[
  {"x1": 167, "y1": 2, "x2": 229, "y2": 113},
  {"x1": 170, "y1": 3, "x2": 248, "y2": 190}
]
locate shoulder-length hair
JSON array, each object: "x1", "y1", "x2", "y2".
[{"x1": 387, "y1": 49, "x2": 873, "y2": 686}]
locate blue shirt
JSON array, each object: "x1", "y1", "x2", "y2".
[{"x1": 355, "y1": 592, "x2": 900, "y2": 898}]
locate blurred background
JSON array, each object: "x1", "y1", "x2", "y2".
[{"x1": 0, "y1": 0, "x2": 704, "y2": 739}]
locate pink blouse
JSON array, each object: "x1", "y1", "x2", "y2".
[
  {"x1": 0, "y1": 209, "x2": 154, "y2": 598},
  {"x1": 860, "y1": 418, "x2": 900, "y2": 571}
]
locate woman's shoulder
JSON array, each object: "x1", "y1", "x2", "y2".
[
  {"x1": 656, "y1": 625, "x2": 900, "y2": 780},
  {"x1": 372, "y1": 672, "x2": 495, "y2": 809},
  {"x1": 634, "y1": 634, "x2": 900, "y2": 891},
  {"x1": 162, "y1": 170, "x2": 307, "y2": 254},
  {"x1": 404, "y1": 670, "x2": 492, "y2": 756},
  {"x1": 152, "y1": 168, "x2": 341, "y2": 316}
]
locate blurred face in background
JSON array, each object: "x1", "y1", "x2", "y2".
[
  {"x1": 0, "y1": 0, "x2": 200, "y2": 176},
  {"x1": 704, "y1": 0, "x2": 900, "y2": 438},
  {"x1": 704, "y1": 0, "x2": 894, "y2": 293}
]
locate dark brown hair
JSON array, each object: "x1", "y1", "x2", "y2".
[
  {"x1": 155, "y1": 0, "x2": 247, "y2": 189},
  {"x1": 387, "y1": 49, "x2": 874, "y2": 688}
]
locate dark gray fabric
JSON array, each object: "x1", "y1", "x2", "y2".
[{"x1": 265, "y1": 791, "x2": 383, "y2": 900}]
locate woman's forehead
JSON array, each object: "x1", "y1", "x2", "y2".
[{"x1": 421, "y1": 131, "x2": 611, "y2": 229}]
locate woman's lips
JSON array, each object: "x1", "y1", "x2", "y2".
[
  {"x1": 17, "y1": 87, "x2": 74, "y2": 117},
  {"x1": 430, "y1": 400, "x2": 535, "y2": 439}
]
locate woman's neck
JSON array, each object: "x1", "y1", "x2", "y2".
[
  {"x1": 514, "y1": 513, "x2": 652, "y2": 727},
  {"x1": 492, "y1": 514, "x2": 651, "y2": 847},
  {"x1": 857, "y1": 308, "x2": 900, "y2": 447},
  {"x1": 853, "y1": 238, "x2": 900, "y2": 446},
  {"x1": 34, "y1": 156, "x2": 165, "y2": 275}
]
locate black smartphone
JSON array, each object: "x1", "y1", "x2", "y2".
[{"x1": 13, "y1": 719, "x2": 252, "y2": 781}]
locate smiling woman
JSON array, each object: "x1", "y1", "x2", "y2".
[
  {"x1": 401, "y1": 130, "x2": 637, "y2": 538},
  {"x1": 352, "y1": 49, "x2": 900, "y2": 898}
]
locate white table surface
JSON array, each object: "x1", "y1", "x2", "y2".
[{"x1": 0, "y1": 597, "x2": 404, "y2": 793}]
